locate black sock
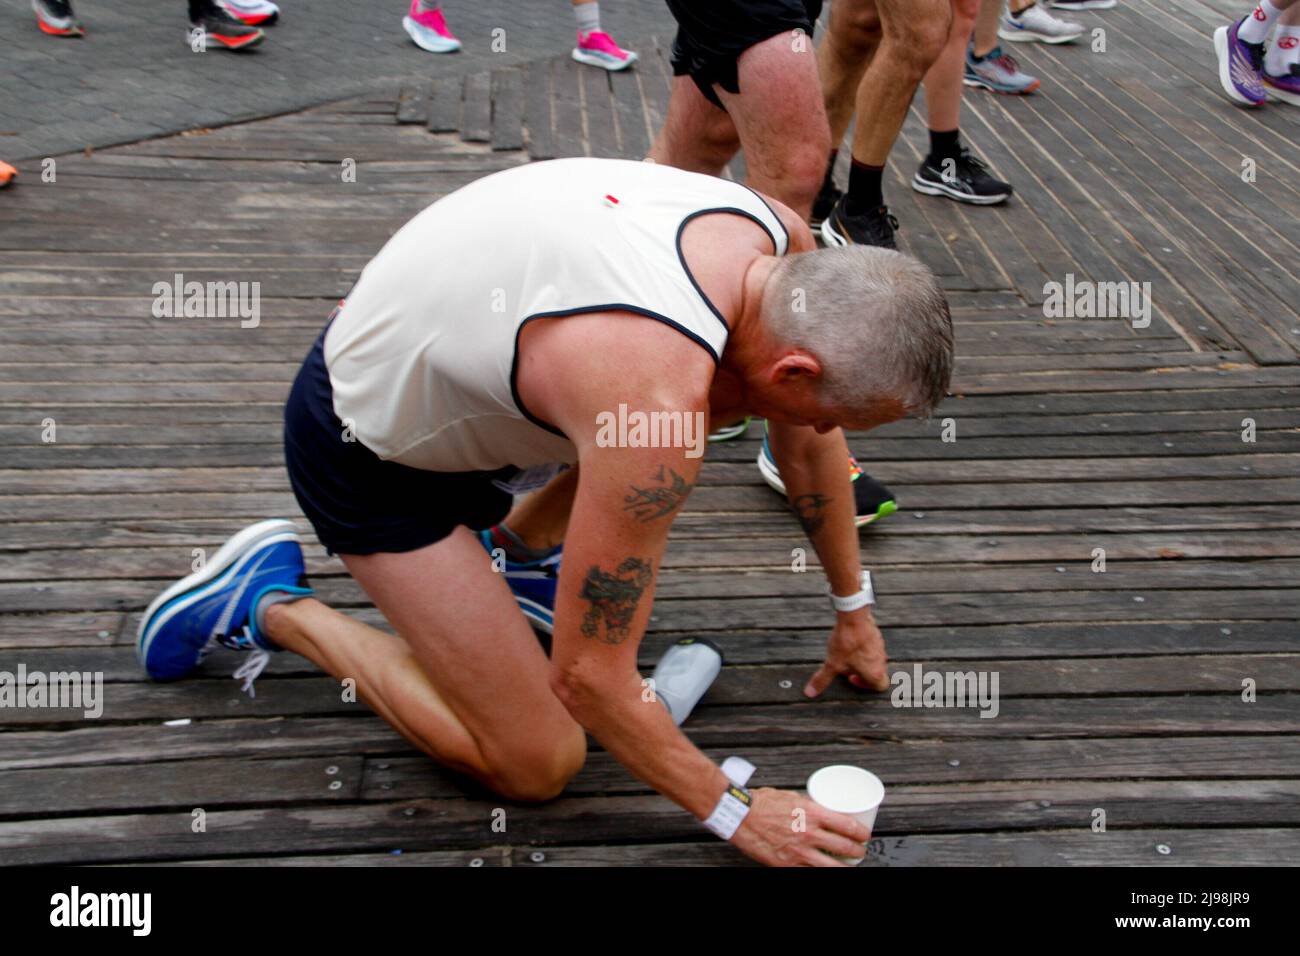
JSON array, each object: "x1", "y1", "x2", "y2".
[
  {"x1": 927, "y1": 128, "x2": 961, "y2": 165},
  {"x1": 845, "y1": 159, "x2": 884, "y2": 214},
  {"x1": 1010, "y1": 1, "x2": 1035, "y2": 18}
]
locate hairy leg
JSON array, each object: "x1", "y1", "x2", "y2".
[
  {"x1": 648, "y1": 75, "x2": 741, "y2": 174},
  {"x1": 714, "y1": 30, "x2": 831, "y2": 218},
  {"x1": 817, "y1": 0, "x2": 882, "y2": 149},
  {"x1": 848, "y1": 0, "x2": 952, "y2": 165}
]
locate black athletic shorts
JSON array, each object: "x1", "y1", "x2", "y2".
[
  {"x1": 666, "y1": 0, "x2": 824, "y2": 109},
  {"x1": 282, "y1": 320, "x2": 517, "y2": 556}
]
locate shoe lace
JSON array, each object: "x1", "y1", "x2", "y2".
[
  {"x1": 993, "y1": 51, "x2": 1022, "y2": 73},
  {"x1": 954, "y1": 147, "x2": 989, "y2": 176},
  {"x1": 233, "y1": 648, "x2": 272, "y2": 698},
  {"x1": 875, "y1": 207, "x2": 900, "y2": 236}
]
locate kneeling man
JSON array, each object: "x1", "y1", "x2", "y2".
[{"x1": 137, "y1": 157, "x2": 952, "y2": 866}]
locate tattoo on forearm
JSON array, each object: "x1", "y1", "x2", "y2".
[
  {"x1": 623, "y1": 465, "x2": 693, "y2": 523},
  {"x1": 792, "y1": 493, "x2": 831, "y2": 537},
  {"x1": 579, "y1": 557, "x2": 654, "y2": 644}
]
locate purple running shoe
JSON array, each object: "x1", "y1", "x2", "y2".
[{"x1": 1214, "y1": 19, "x2": 1267, "y2": 106}]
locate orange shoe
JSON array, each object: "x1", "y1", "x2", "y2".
[
  {"x1": 0, "y1": 162, "x2": 16, "y2": 189},
  {"x1": 33, "y1": 0, "x2": 84, "y2": 37}
]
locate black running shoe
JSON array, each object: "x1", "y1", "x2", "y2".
[
  {"x1": 912, "y1": 147, "x2": 1013, "y2": 205},
  {"x1": 189, "y1": 5, "x2": 266, "y2": 50},
  {"x1": 820, "y1": 198, "x2": 899, "y2": 249}
]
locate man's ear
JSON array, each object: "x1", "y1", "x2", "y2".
[{"x1": 770, "y1": 351, "x2": 822, "y2": 385}]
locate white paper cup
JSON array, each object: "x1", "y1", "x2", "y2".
[{"x1": 806, "y1": 765, "x2": 885, "y2": 864}]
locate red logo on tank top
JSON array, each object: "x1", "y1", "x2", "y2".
[{"x1": 1280, "y1": 35, "x2": 1300, "y2": 48}]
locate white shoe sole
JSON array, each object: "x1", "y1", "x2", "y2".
[
  {"x1": 911, "y1": 173, "x2": 1011, "y2": 205},
  {"x1": 403, "y1": 16, "x2": 461, "y2": 53},
  {"x1": 137, "y1": 519, "x2": 299, "y2": 660},
  {"x1": 1265, "y1": 82, "x2": 1300, "y2": 106},
  {"x1": 571, "y1": 47, "x2": 637, "y2": 71},
  {"x1": 998, "y1": 27, "x2": 1082, "y2": 44},
  {"x1": 819, "y1": 216, "x2": 849, "y2": 248},
  {"x1": 1050, "y1": 0, "x2": 1115, "y2": 9},
  {"x1": 756, "y1": 448, "x2": 787, "y2": 496}
]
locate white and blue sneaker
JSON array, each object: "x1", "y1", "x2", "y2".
[
  {"x1": 137, "y1": 519, "x2": 312, "y2": 691},
  {"x1": 478, "y1": 529, "x2": 560, "y2": 634}
]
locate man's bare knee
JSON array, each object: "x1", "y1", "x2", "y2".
[
  {"x1": 482, "y1": 724, "x2": 587, "y2": 803},
  {"x1": 832, "y1": 0, "x2": 884, "y2": 50},
  {"x1": 883, "y1": 2, "x2": 951, "y2": 74}
]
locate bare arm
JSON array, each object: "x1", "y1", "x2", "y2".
[{"x1": 767, "y1": 420, "x2": 890, "y2": 692}]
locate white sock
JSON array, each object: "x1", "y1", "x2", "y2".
[
  {"x1": 1239, "y1": 0, "x2": 1284, "y2": 44},
  {"x1": 1266, "y1": 24, "x2": 1300, "y2": 72},
  {"x1": 574, "y1": 1, "x2": 601, "y2": 34}
]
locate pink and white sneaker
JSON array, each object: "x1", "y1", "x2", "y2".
[
  {"x1": 572, "y1": 30, "x2": 637, "y2": 71},
  {"x1": 403, "y1": 1, "x2": 461, "y2": 54}
]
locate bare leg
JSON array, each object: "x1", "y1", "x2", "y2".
[
  {"x1": 972, "y1": 0, "x2": 1003, "y2": 57},
  {"x1": 651, "y1": 32, "x2": 830, "y2": 218},
  {"x1": 264, "y1": 527, "x2": 586, "y2": 802},
  {"x1": 648, "y1": 75, "x2": 741, "y2": 175},
  {"x1": 923, "y1": 0, "x2": 982, "y2": 133},
  {"x1": 499, "y1": 465, "x2": 579, "y2": 552},
  {"x1": 817, "y1": 0, "x2": 882, "y2": 150},
  {"x1": 847, "y1": 0, "x2": 952, "y2": 167},
  {"x1": 713, "y1": 31, "x2": 831, "y2": 218}
]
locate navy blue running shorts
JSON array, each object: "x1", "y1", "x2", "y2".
[
  {"x1": 666, "y1": 0, "x2": 825, "y2": 109},
  {"x1": 282, "y1": 322, "x2": 518, "y2": 556}
]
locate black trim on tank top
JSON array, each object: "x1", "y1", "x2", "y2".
[
  {"x1": 736, "y1": 184, "x2": 791, "y2": 254},
  {"x1": 509, "y1": 304, "x2": 722, "y2": 440},
  {"x1": 675, "y1": 206, "x2": 781, "y2": 335}
]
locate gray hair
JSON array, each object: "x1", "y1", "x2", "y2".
[{"x1": 760, "y1": 246, "x2": 953, "y2": 418}]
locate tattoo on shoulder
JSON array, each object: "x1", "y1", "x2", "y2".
[
  {"x1": 579, "y1": 557, "x2": 654, "y2": 645},
  {"x1": 623, "y1": 465, "x2": 694, "y2": 523},
  {"x1": 792, "y1": 493, "x2": 831, "y2": 536}
]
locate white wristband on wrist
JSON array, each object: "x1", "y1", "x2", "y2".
[
  {"x1": 829, "y1": 570, "x2": 875, "y2": 612},
  {"x1": 703, "y1": 756, "x2": 758, "y2": 841},
  {"x1": 703, "y1": 784, "x2": 753, "y2": 840}
]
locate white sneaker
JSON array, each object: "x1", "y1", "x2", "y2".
[{"x1": 999, "y1": 4, "x2": 1085, "y2": 44}]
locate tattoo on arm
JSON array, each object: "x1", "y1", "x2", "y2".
[
  {"x1": 623, "y1": 465, "x2": 694, "y2": 523},
  {"x1": 792, "y1": 493, "x2": 831, "y2": 537},
  {"x1": 579, "y1": 557, "x2": 654, "y2": 645}
]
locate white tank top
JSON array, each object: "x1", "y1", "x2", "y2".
[{"x1": 323, "y1": 157, "x2": 788, "y2": 473}]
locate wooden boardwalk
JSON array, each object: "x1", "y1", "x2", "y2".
[{"x1": 1, "y1": 0, "x2": 1298, "y2": 866}]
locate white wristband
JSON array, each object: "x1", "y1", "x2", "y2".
[
  {"x1": 829, "y1": 570, "x2": 875, "y2": 612},
  {"x1": 703, "y1": 784, "x2": 753, "y2": 841}
]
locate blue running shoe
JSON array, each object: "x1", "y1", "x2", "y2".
[
  {"x1": 137, "y1": 519, "x2": 312, "y2": 688},
  {"x1": 757, "y1": 424, "x2": 898, "y2": 529},
  {"x1": 478, "y1": 529, "x2": 561, "y2": 634}
]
